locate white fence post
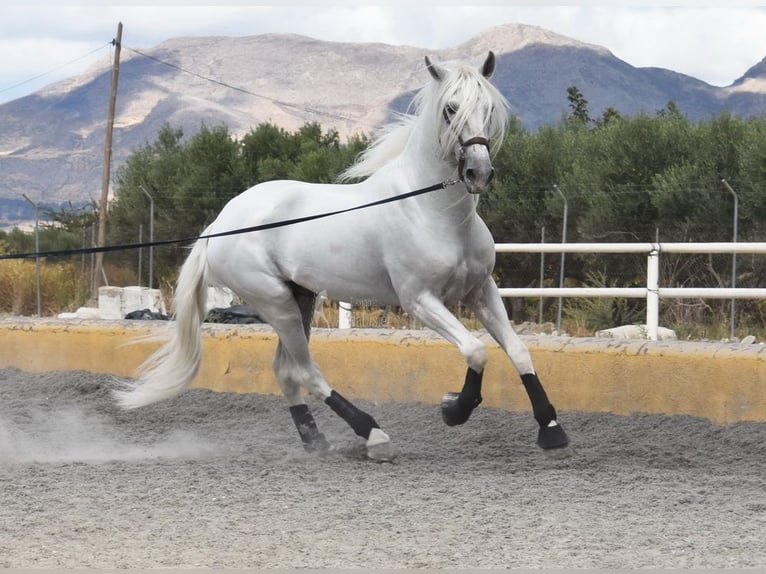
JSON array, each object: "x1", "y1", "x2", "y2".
[
  {"x1": 646, "y1": 246, "x2": 660, "y2": 341},
  {"x1": 338, "y1": 301, "x2": 352, "y2": 329}
]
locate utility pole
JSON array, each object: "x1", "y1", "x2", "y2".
[{"x1": 92, "y1": 21, "x2": 122, "y2": 300}]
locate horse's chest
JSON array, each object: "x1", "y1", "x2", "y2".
[{"x1": 423, "y1": 247, "x2": 493, "y2": 302}]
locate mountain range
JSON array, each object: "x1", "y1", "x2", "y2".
[{"x1": 1, "y1": 22, "x2": 766, "y2": 212}]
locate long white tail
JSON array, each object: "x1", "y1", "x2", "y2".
[{"x1": 115, "y1": 238, "x2": 209, "y2": 409}]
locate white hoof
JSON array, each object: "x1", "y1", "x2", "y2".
[{"x1": 366, "y1": 428, "x2": 396, "y2": 462}]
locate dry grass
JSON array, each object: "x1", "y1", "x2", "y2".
[
  {"x1": 312, "y1": 301, "x2": 483, "y2": 330},
  {"x1": 0, "y1": 260, "x2": 90, "y2": 316},
  {"x1": 2, "y1": 259, "x2": 762, "y2": 343}
]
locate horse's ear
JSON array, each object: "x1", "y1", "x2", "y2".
[
  {"x1": 481, "y1": 51, "x2": 496, "y2": 79},
  {"x1": 425, "y1": 56, "x2": 443, "y2": 82}
]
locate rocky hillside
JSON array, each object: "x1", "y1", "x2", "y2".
[{"x1": 1, "y1": 23, "x2": 765, "y2": 209}]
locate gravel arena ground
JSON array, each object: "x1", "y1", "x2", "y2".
[{"x1": 1, "y1": 366, "x2": 765, "y2": 569}]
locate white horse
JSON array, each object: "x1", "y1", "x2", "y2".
[{"x1": 115, "y1": 51, "x2": 569, "y2": 461}]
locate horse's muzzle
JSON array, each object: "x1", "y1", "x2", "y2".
[
  {"x1": 458, "y1": 136, "x2": 494, "y2": 194},
  {"x1": 463, "y1": 167, "x2": 495, "y2": 194}
]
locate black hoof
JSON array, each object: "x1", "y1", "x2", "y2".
[
  {"x1": 441, "y1": 392, "x2": 476, "y2": 426},
  {"x1": 537, "y1": 422, "x2": 569, "y2": 450}
]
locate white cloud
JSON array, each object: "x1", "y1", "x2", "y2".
[{"x1": 1, "y1": 5, "x2": 765, "y2": 103}]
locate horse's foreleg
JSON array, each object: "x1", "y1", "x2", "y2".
[
  {"x1": 465, "y1": 278, "x2": 569, "y2": 451},
  {"x1": 441, "y1": 366, "x2": 484, "y2": 426},
  {"x1": 406, "y1": 292, "x2": 487, "y2": 426}
]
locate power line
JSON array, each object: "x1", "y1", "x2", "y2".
[
  {"x1": 0, "y1": 42, "x2": 112, "y2": 98},
  {"x1": 1, "y1": 40, "x2": 364, "y2": 126},
  {"x1": 124, "y1": 45, "x2": 361, "y2": 125}
]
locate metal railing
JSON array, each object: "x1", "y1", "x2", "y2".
[{"x1": 495, "y1": 242, "x2": 766, "y2": 341}]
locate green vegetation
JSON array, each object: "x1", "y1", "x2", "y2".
[
  {"x1": 483, "y1": 95, "x2": 766, "y2": 336},
  {"x1": 106, "y1": 121, "x2": 367, "y2": 280},
  {"x1": 4, "y1": 88, "x2": 766, "y2": 337}
]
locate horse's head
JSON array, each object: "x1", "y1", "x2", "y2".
[{"x1": 424, "y1": 51, "x2": 509, "y2": 194}]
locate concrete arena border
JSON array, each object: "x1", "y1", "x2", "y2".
[{"x1": 0, "y1": 317, "x2": 764, "y2": 424}]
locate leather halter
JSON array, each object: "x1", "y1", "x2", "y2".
[
  {"x1": 457, "y1": 136, "x2": 490, "y2": 183},
  {"x1": 442, "y1": 106, "x2": 491, "y2": 182}
]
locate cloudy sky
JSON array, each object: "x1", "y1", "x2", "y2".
[{"x1": 1, "y1": 3, "x2": 765, "y2": 104}]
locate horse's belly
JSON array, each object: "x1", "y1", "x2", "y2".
[
  {"x1": 287, "y1": 248, "x2": 400, "y2": 306},
  {"x1": 207, "y1": 206, "x2": 399, "y2": 304}
]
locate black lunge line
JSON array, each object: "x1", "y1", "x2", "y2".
[{"x1": 0, "y1": 180, "x2": 456, "y2": 261}]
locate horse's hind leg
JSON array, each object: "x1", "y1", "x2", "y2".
[
  {"x1": 262, "y1": 281, "x2": 394, "y2": 461},
  {"x1": 273, "y1": 284, "x2": 330, "y2": 452},
  {"x1": 274, "y1": 341, "x2": 330, "y2": 452}
]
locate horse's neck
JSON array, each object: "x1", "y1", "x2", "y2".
[
  {"x1": 372, "y1": 151, "x2": 480, "y2": 229},
  {"x1": 356, "y1": 122, "x2": 482, "y2": 228},
  {"x1": 389, "y1": 134, "x2": 452, "y2": 188}
]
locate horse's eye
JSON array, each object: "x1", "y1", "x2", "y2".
[{"x1": 445, "y1": 103, "x2": 459, "y2": 117}]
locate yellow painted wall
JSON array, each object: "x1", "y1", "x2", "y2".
[{"x1": 1, "y1": 318, "x2": 764, "y2": 424}]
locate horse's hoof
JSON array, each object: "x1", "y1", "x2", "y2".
[
  {"x1": 441, "y1": 392, "x2": 474, "y2": 426},
  {"x1": 537, "y1": 420, "x2": 570, "y2": 451},
  {"x1": 366, "y1": 428, "x2": 396, "y2": 462}
]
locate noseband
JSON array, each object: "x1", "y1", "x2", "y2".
[
  {"x1": 457, "y1": 136, "x2": 491, "y2": 181},
  {"x1": 442, "y1": 107, "x2": 491, "y2": 183}
]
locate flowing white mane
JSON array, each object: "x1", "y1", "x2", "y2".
[{"x1": 340, "y1": 57, "x2": 510, "y2": 182}]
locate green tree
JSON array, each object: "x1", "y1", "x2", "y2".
[
  {"x1": 108, "y1": 123, "x2": 248, "y2": 283},
  {"x1": 483, "y1": 90, "x2": 766, "y2": 326},
  {"x1": 108, "y1": 121, "x2": 368, "y2": 287},
  {"x1": 595, "y1": 107, "x2": 622, "y2": 127},
  {"x1": 566, "y1": 86, "x2": 591, "y2": 125}
]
